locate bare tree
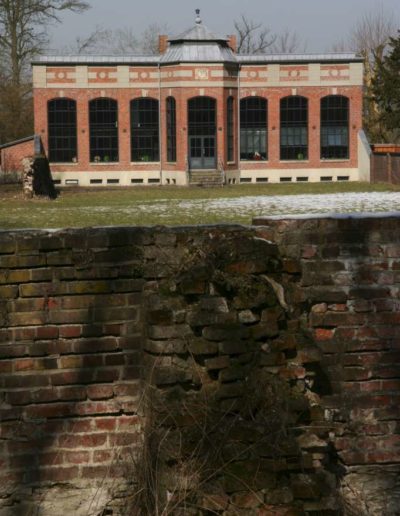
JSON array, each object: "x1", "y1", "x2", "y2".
[
  {"x1": 0, "y1": 76, "x2": 33, "y2": 144},
  {"x1": 140, "y1": 23, "x2": 169, "y2": 54},
  {"x1": 0, "y1": 0, "x2": 90, "y2": 144},
  {"x1": 329, "y1": 39, "x2": 349, "y2": 53},
  {"x1": 105, "y1": 27, "x2": 140, "y2": 55},
  {"x1": 0, "y1": 0, "x2": 91, "y2": 84},
  {"x1": 104, "y1": 23, "x2": 169, "y2": 55},
  {"x1": 270, "y1": 29, "x2": 306, "y2": 54},
  {"x1": 349, "y1": 6, "x2": 397, "y2": 87},
  {"x1": 60, "y1": 26, "x2": 112, "y2": 54},
  {"x1": 333, "y1": 6, "x2": 398, "y2": 140},
  {"x1": 234, "y1": 14, "x2": 276, "y2": 54}
]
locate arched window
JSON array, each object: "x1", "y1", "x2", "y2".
[
  {"x1": 280, "y1": 96, "x2": 308, "y2": 160},
  {"x1": 240, "y1": 97, "x2": 267, "y2": 160},
  {"x1": 227, "y1": 96, "x2": 234, "y2": 162},
  {"x1": 131, "y1": 98, "x2": 159, "y2": 162},
  {"x1": 321, "y1": 95, "x2": 349, "y2": 159},
  {"x1": 89, "y1": 98, "x2": 118, "y2": 162},
  {"x1": 48, "y1": 98, "x2": 77, "y2": 162},
  {"x1": 166, "y1": 97, "x2": 176, "y2": 162}
]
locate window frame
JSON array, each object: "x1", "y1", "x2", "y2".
[
  {"x1": 280, "y1": 95, "x2": 308, "y2": 161},
  {"x1": 240, "y1": 96, "x2": 268, "y2": 161},
  {"x1": 227, "y1": 96, "x2": 235, "y2": 162},
  {"x1": 188, "y1": 96, "x2": 217, "y2": 137},
  {"x1": 48, "y1": 98, "x2": 77, "y2": 163},
  {"x1": 166, "y1": 96, "x2": 176, "y2": 162},
  {"x1": 320, "y1": 95, "x2": 350, "y2": 160},
  {"x1": 130, "y1": 97, "x2": 160, "y2": 162},
  {"x1": 89, "y1": 97, "x2": 119, "y2": 163}
]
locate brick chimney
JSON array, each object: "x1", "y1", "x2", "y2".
[
  {"x1": 158, "y1": 35, "x2": 168, "y2": 54},
  {"x1": 227, "y1": 34, "x2": 237, "y2": 53}
]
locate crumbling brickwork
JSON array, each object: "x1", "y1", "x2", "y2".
[{"x1": 254, "y1": 214, "x2": 400, "y2": 515}]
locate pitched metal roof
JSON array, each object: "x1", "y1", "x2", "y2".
[
  {"x1": 163, "y1": 9, "x2": 233, "y2": 63},
  {"x1": 33, "y1": 51, "x2": 362, "y2": 66},
  {"x1": 32, "y1": 55, "x2": 159, "y2": 65},
  {"x1": 169, "y1": 23, "x2": 228, "y2": 43},
  {"x1": 0, "y1": 135, "x2": 35, "y2": 150},
  {"x1": 169, "y1": 9, "x2": 228, "y2": 43},
  {"x1": 236, "y1": 52, "x2": 363, "y2": 63},
  {"x1": 161, "y1": 42, "x2": 236, "y2": 64}
]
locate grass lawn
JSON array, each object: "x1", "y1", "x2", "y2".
[{"x1": 0, "y1": 182, "x2": 399, "y2": 229}]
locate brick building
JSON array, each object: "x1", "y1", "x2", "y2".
[{"x1": 31, "y1": 10, "x2": 370, "y2": 186}]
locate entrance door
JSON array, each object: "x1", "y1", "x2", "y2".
[
  {"x1": 188, "y1": 97, "x2": 217, "y2": 170},
  {"x1": 189, "y1": 136, "x2": 216, "y2": 169}
]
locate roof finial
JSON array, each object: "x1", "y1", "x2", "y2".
[{"x1": 195, "y1": 9, "x2": 202, "y2": 24}]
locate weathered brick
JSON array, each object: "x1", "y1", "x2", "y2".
[
  {"x1": 0, "y1": 254, "x2": 46, "y2": 268},
  {"x1": 148, "y1": 324, "x2": 192, "y2": 340},
  {"x1": 35, "y1": 467, "x2": 80, "y2": 482},
  {"x1": 64, "y1": 450, "x2": 90, "y2": 464},
  {"x1": 93, "y1": 450, "x2": 113, "y2": 463},
  {"x1": 67, "y1": 281, "x2": 112, "y2": 294},
  {"x1": 113, "y1": 383, "x2": 140, "y2": 397},
  {"x1": 36, "y1": 326, "x2": 59, "y2": 340},
  {"x1": 144, "y1": 339, "x2": 187, "y2": 354},
  {"x1": 218, "y1": 340, "x2": 253, "y2": 355},
  {"x1": 59, "y1": 433, "x2": 108, "y2": 448},
  {"x1": 202, "y1": 325, "x2": 251, "y2": 341},
  {"x1": 95, "y1": 418, "x2": 117, "y2": 431},
  {"x1": 87, "y1": 385, "x2": 114, "y2": 400},
  {"x1": 0, "y1": 285, "x2": 18, "y2": 298},
  {"x1": 204, "y1": 355, "x2": 230, "y2": 370}
]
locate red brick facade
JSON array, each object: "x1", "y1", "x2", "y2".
[
  {"x1": 31, "y1": 19, "x2": 368, "y2": 186},
  {"x1": 0, "y1": 138, "x2": 35, "y2": 175}
]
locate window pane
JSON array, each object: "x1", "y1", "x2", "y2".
[
  {"x1": 131, "y1": 98, "x2": 159, "y2": 162},
  {"x1": 280, "y1": 96, "x2": 308, "y2": 160},
  {"x1": 240, "y1": 97, "x2": 267, "y2": 160},
  {"x1": 227, "y1": 96, "x2": 234, "y2": 162},
  {"x1": 188, "y1": 97, "x2": 216, "y2": 137},
  {"x1": 166, "y1": 97, "x2": 176, "y2": 162},
  {"x1": 89, "y1": 98, "x2": 119, "y2": 162},
  {"x1": 48, "y1": 98, "x2": 77, "y2": 163},
  {"x1": 321, "y1": 95, "x2": 349, "y2": 159}
]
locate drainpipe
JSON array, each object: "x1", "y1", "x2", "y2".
[
  {"x1": 238, "y1": 63, "x2": 241, "y2": 182},
  {"x1": 158, "y1": 62, "x2": 163, "y2": 185}
]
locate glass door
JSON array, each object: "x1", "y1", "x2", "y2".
[
  {"x1": 189, "y1": 136, "x2": 215, "y2": 169},
  {"x1": 188, "y1": 97, "x2": 216, "y2": 169}
]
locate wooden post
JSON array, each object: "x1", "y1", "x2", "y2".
[{"x1": 388, "y1": 153, "x2": 392, "y2": 184}]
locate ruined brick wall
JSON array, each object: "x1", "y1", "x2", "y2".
[
  {"x1": 0, "y1": 228, "x2": 146, "y2": 515},
  {"x1": 254, "y1": 214, "x2": 400, "y2": 515},
  {"x1": 0, "y1": 217, "x2": 399, "y2": 515}
]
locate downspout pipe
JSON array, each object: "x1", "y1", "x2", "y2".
[
  {"x1": 158, "y1": 62, "x2": 163, "y2": 184},
  {"x1": 238, "y1": 63, "x2": 241, "y2": 182}
]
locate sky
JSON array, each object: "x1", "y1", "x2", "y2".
[{"x1": 50, "y1": 0, "x2": 400, "y2": 53}]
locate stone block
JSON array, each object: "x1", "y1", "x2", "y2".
[
  {"x1": 202, "y1": 325, "x2": 250, "y2": 342},
  {"x1": 204, "y1": 355, "x2": 230, "y2": 370},
  {"x1": 219, "y1": 365, "x2": 247, "y2": 382},
  {"x1": 199, "y1": 296, "x2": 229, "y2": 313},
  {"x1": 238, "y1": 309, "x2": 260, "y2": 324},
  {"x1": 186, "y1": 310, "x2": 219, "y2": 326},
  {"x1": 187, "y1": 338, "x2": 218, "y2": 355},
  {"x1": 144, "y1": 339, "x2": 187, "y2": 354},
  {"x1": 148, "y1": 324, "x2": 192, "y2": 340},
  {"x1": 218, "y1": 340, "x2": 253, "y2": 355}
]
